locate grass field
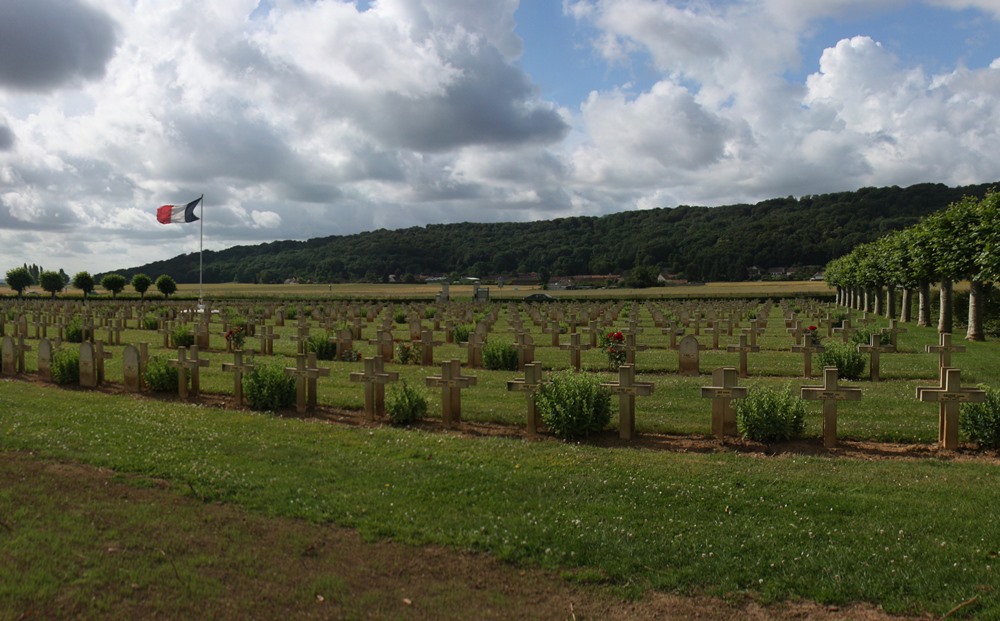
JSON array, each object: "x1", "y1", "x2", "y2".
[{"x1": 2, "y1": 289, "x2": 999, "y2": 619}]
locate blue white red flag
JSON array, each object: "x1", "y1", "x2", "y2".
[{"x1": 157, "y1": 196, "x2": 202, "y2": 224}]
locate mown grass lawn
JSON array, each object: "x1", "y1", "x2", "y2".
[
  {"x1": 3, "y1": 294, "x2": 1000, "y2": 619},
  {"x1": 2, "y1": 378, "x2": 999, "y2": 619}
]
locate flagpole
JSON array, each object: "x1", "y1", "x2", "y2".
[{"x1": 199, "y1": 194, "x2": 204, "y2": 306}]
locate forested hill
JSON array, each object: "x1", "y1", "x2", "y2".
[{"x1": 115, "y1": 182, "x2": 997, "y2": 284}]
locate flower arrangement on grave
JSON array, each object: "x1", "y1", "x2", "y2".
[
  {"x1": 340, "y1": 348, "x2": 362, "y2": 362},
  {"x1": 225, "y1": 326, "x2": 246, "y2": 350},
  {"x1": 396, "y1": 342, "x2": 422, "y2": 365},
  {"x1": 599, "y1": 330, "x2": 626, "y2": 370}
]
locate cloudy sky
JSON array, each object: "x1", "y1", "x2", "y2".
[{"x1": 2, "y1": 0, "x2": 1000, "y2": 275}]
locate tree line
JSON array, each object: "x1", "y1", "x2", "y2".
[
  {"x1": 105, "y1": 182, "x2": 996, "y2": 285},
  {"x1": 4, "y1": 267, "x2": 178, "y2": 300},
  {"x1": 824, "y1": 191, "x2": 1000, "y2": 341}
]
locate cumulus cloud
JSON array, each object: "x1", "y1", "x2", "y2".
[
  {"x1": 1, "y1": 0, "x2": 1000, "y2": 273},
  {"x1": 0, "y1": 0, "x2": 118, "y2": 91},
  {"x1": 0, "y1": 122, "x2": 13, "y2": 151}
]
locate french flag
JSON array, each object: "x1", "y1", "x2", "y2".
[{"x1": 157, "y1": 195, "x2": 202, "y2": 224}]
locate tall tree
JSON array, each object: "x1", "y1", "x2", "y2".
[
  {"x1": 72, "y1": 271, "x2": 95, "y2": 299},
  {"x1": 100, "y1": 273, "x2": 127, "y2": 299},
  {"x1": 155, "y1": 274, "x2": 177, "y2": 298},
  {"x1": 38, "y1": 271, "x2": 64, "y2": 298},
  {"x1": 131, "y1": 273, "x2": 152, "y2": 300},
  {"x1": 5, "y1": 267, "x2": 33, "y2": 297}
]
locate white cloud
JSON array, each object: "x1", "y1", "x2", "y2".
[{"x1": 1, "y1": 0, "x2": 1000, "y2": 274}]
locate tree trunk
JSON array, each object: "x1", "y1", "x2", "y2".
[
  {"x1": 873, "y1": 287, "x2": 884, "y2": 316},
  {"x1": 917, "y1": 281, "x2": 931, "y2": 327},
  {"x1": 938, "y1": 279, "x2": 953, "y2": 334},
  {"x1": 885, "y1": 286, "x2": 896, "y2": 319},
  {"x1": 967, "y1": 280, "x2": 985, "y2": 341},
  {"x1": 900, "y1": 288, "x2": 912, "y2": 323}
]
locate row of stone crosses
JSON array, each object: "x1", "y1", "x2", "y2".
[{"x1": 0, "y1": 296, "x2": 985, "y2": 450}]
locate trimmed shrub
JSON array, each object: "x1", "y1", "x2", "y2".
[
  {"x1": 243, "y1": 363, "x2": 296, "y2": 411},
  {"x1": 483, "y1": 340, "x2": 518, "y2": 371},
  {"x1": 962, "y1": 386, "x2": 1000, "y2": 449},
  {"x1": 142, "y1": 316, "x2": 159, "y2": 331},
  {"x1": 50, "y1": 349, "x2": 80, "y2": 385},
  {"x1": 423, "y1": 307, "x2": 436, "y2": 320},
  {"x1": 65, "y1": 317, "x2": 84, "y2": 343},
  {"x1": 736, "y1": 384, "x2": 806, "y2": 443},
  {"x1": 536, "y1": 371, "x2": 612, "y2": 439},
  {"x1": 818, "y1": 341, "x2": 866, "y2": 380},
  {"x1": 851, "y1": 326, "x2": 891, "y2": 346},
  {"x1": 307, "y1": 333, "x2": 337, "y2": 360},
  {"x1": 386, "y1": 380, "x2": 428, "y2": 425},
  {"x1": 143, "y1": 355, "x2": 179, "y2": 393},
  {"x1": 172, "y1": 326, "x2": 195, "y2": 348},
  {"x1": 453, "y1": 324, "x2": 474, "y2": 343},
  {"x1": 393, "y1": 309, "x2": 408, "y2": 324}
]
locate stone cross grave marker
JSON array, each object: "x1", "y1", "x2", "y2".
[
  {"x1": 791, "y1": 339, "x2": 824, "y2": 378},
  {"x1": 349, "y1": 356, "x2": 399, "y2": 420},
  {"x1": 545, "y1": 319, "x2": 561, "y2": 347},
  {"x1": 926, "y1": 333, "x2": 965, "y2": 369},
  {"x1": 917, "y1": 367, "x2": 986, "y2": 450},
  {"x1": 465, "y1": 330, "x2": 484, "y2": 369},
  {"x1": 678, "y1": 334, "x2": 704, "y2": 377},
  {"x1": 93, "y1": 341, "x2": 112, "y2": 385},
  {"x1": 882, "y1": 319, "x2": 907, "y2": 348},
  {"x1": 37, "y1": 338, "x2": 52, "y2": 382},
  {"x1": 425, "y1": 359, "x2": 477, "y2": 427},
  {"x1": 726, "y1": 334, "x2": 759, "y2": 378},
  {"x1": 601, "y1": 364, "x2": 654, "y2": 440},
  {"x1": 506, "y1": 362, "x2": 545, "y2": 436},
  {"x1": 418, "y1": 328, "x2": 442, "y2": 366},
  {"x1": 122, "y1": 344, "x2": 143, "y2": 393},
  {"x1": 663, "y1": 321, "x2": 685, "y2": 350},
  {"x1": 284, "y1": 352, "x2": 330, "y2": 413},
  {"x1": 106, "y1": 318, "x2": 123, "y2": 346},
  {"x1": 259, "y1": 325, "x2": 280, "y2": 356},
  {"x1": 514, "y1": 332, "x2": 535, "y2": 370},
  {"x1": 290, "y1": 317, "x2": 311, "y2": 355},
  {"x1": 832, "y1": 319, "x2": 857, "y2": 343},
  {"x1": 585, "y1": 320, "x2": 602, "y2": 348},
  {"x1": 1, "y1": 336, "x2": 15, "y2": 375},
  {"x1": 700, "y1": 366, "x2": 747, "y2": 439},
  {"x1": 159, "y1": 319, "x2": 173, "y2": 348},
  {"x1": 706, "y1": 320, "x2": 724, "y2": 349},
  {"x1": 800, "y1": 366, "x2": 862, "y2": 448},
  {"x1": 334, "y1": 329, "x2": 354, "y2": 361},
  {"x1": 621, "y1": 332, "x2": 648, "y2": 366},
  {"x1": 222, "y1": 350, "x2": 255, "y2": 405},
  {"x1": 370, "y1": 329, "x2": 395, "y2": 362},
  {"x1": 744, "y1": 318, "x2": 764, "y2": 347},
  {"x1": 857, "y1": 332, "x2": 895, "y2": 382},
  {"x1": 169, "y1": 346, "x2": 210, "y2": 399},
  {"x1": 559, "y1": 332, "x2": 591, "y2": 371},
  {"x1": 79, "y1": 342, "x2": 97, "y2": 386}
]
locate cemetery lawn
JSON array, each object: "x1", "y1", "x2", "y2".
[{"x1": 2, "y1": 381, "x2": 998, "y2": 620}]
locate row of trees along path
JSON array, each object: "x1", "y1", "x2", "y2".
[{"x1": 824, "y1": 190, "x2": 1000, "y2": 341}]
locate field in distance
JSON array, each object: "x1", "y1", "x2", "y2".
[{"x1": 191, "y1": 280, "x2": 835, "y2": 299}]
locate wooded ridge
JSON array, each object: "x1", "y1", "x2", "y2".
[{"x1": 111, "y1": 182, "x2": 997, "y2": 284}]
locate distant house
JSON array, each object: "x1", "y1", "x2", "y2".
[
  {"x1": 657, "y1": 271, "x2": 687, "y2": 285},
  {"x1": 768, "y1": 267, "x2": 787, "y2": 277}
]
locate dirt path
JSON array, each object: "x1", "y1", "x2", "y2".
[{"x1": 1, "y1": 452, "x2": 924, "y2": 620}]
